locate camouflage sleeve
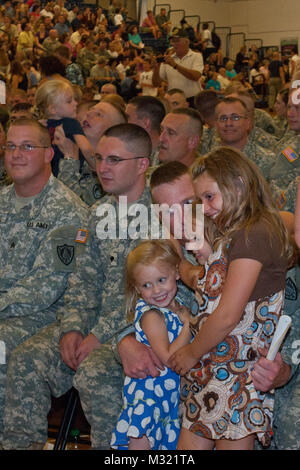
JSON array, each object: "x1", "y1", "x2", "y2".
[
  {"x1": 0, "y1": 226, "x2": 79, "y2": 317},
  {"x1": 270, "y1": 177, "x2": 298, "y2": 213},
  {"x1": 57, "y1": 159, "x2": 81, "y2": 194},
  {"x1": 59, "y1": 218, "x2": 104, "y2": 338},
  {"x1": 90, "y1": 239, "x2": 141, "y2": 344},
  {"x1": 281, "y1": 306, "x2": 300, "y2": 379},
  {"x1": 257, "y1": 149, "x2": 276, "y2": 183},
  {"x1": 90, "y1": 281, "x2": 129, "y2": 344},
  {"x1": 65, "y1": 63, "x2": 84, "y2": 87}
]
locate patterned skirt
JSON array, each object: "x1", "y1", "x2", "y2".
[{"x1": 180, "y1": 246, "x2": 283, "y2": 446}]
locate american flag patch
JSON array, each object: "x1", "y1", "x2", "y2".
[
  {"x1": 282, "y1": 146, "x2": 299, "y2": 163},
  {"x1": 75, "y1": 229, "x2": 88, "y2": 243}
]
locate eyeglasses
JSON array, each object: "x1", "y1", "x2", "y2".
[
  {"x1": 2, "y1": 143, "x2": 49, "y2": 152},
  {"x1": 217, "y1": 114, "x2": 248, "y2": 123},
  {"x1": 94, "y1": 154, "x2": 147, "y2": 166}
]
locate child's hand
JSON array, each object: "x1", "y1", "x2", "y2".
[
  {"x1": 169, "y1": 344, "x2": 199, "y2": 376},
  {"x1": 54, "y1": 125, "x2": 79, "y2": 160},
  {"x1": 176, "y1": 305, "x2": 191, "y2": 325}
]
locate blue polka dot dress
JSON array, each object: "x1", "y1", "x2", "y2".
[{"x1": 110, "y1": 298, "x2": 183, "y2": 450}]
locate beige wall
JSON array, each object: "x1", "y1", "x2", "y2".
[{"x1": 146, "y1": 0, "x2": 300, "y2": 49}]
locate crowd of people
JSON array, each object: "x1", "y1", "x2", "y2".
[{"x1": 0, "y1": 0, "x2": 299, "y2": 453}]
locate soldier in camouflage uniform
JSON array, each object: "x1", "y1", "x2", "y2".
[
  {"x1": 272, "y1": 292, "x2": 300, "y2": 448},
  {"x1": 198, "y1": 126, "x2": 216, "y2": 156},
  {"x1": 125, "y1": 96, "x2": 165, "y2": 168},
  {"x1": 254, "y1": 107, "x2": 281, "y2": 136},
  {"x1": 252, "y1": 176, "x2": 300, "y2": 449},
  {"x1": 252, "y1": 251, "x2": 300, "y2": 450},
  {"x1": 54, "y1": 100, "x2": 127, "y2": 206},
  {"x1": 2, "y1": 124, "x2": 157, "y2": 450},
  {"x1": 273, "y1": 88, "x2": 289, "y2": 140},
  {"x1": 270, "y1": 177, "x2": 298, "y2": 213},
  {"x1": 0, "y1": 118, "x2": 89, "y2": 448},
  {"x1": 158, "y1": 108, "x2": 203, "y2": 168},
  {"x1": 194, "y1": 90, "x2": 219, "y2": 157},
  {"x1": 273, "y1": 115, "x2": 288, "y2": 140},
  {"x1": 222, "y1": 82, "x2": 281, "y2": 136},
  {"x1": 270, "y1": 88, "x2": 300, "y2": 211},
  {"x1": 76, "y1": 39, "x2": 98, "y2": 78},
  {"x1": 198, "y1": 102, "x2": 279, "y2": 158},
  {"x1": 225, "y1": 90, "x2": 279, "y2": 152},
  {"x1": 214, "y1": 97, "x2": 275, "y2": 182}
]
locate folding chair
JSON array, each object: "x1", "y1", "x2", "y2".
[{"x1": 53, "y1": 387, "x2": 79, "y2": 450}]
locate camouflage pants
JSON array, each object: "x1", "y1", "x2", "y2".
[
  {"x1": 2, "y1": 322, "x2": 74, "y2": 449},
  {"x1": 73, "y1": 344, "x2": 124, "y2": 450},
  {"x1": 0, "y1": 313, "x2": 56, "y2": 446},
  {"x1": 272, "y1": 374, "x2": 300, "y2": 450},
  {"x1": 2, "y1": 321, "x2": 124, "y2": 450}
]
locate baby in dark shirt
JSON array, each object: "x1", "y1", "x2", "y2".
[{"x1": 35, "y1": 79, "x2": 95, "y2": 176}]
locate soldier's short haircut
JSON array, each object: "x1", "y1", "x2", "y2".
[
  {"x1": 225, "y1": 89, "x2": 256, "y2": 114},
  {"x1": 11, "y1": 102, "x2": 33, "y2": 113},
  {"x1": 170, "y1": 107, "x2": 203, "y2": 138},
  {"x1": 150, "y1": 161, "x2": 189, "y2": 193},
  {"x1": 194, "y1": 90, "x2": 219, "y2": 120},
  {"x1": 278, "y1": 87, "x2": 289, "y2": 105},
  {"x1": 103, "y1": 100, "x2": 128, "y2": 123},
  {"x1": 166, "y1": 88, "x2": 186, "y2": 97},
  {"x1": 216, "y1": 96, "x2": 249, "y2": 114},
  {"x1": 103, "y1": 123, "x2": 152, "y2": 157},
  {"x1": 127, "y1": 96, "x2": 166, "y2": 133},
  {"x1": 8, "y1": 117, "x2": 51, "y2": 147}
]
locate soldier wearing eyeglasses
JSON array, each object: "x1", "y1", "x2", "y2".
[
  {"x1": 0, "y1": 117, "x2": 89, "y2": 450},
  {"x1": 2, "y1": 123, "x2": 162, "y2": 450},
  {"x1": 211, "y1": 97, "x2": 275, "y2": 182},
  {"x1": 53, "y1": 100, "x2": 127, "y2": 207}
]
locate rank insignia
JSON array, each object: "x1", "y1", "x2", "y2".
[
  {"x1": 75, "y1": 229, "x2": 88, "y2": 243},
  {"x1": 57, "y1": 244, "x2": 74, "y2": 265}
]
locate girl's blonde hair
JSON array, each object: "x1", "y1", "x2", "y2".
[
  {"x1": 125, "y1": 239, "x2": 181, "y2": 321},
  {"x1": 191, "y1": 146, "x2": 291, "y2": 257},
  {"x1": 35, "y1": 79, "x2": 74, "y2": 118}
]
